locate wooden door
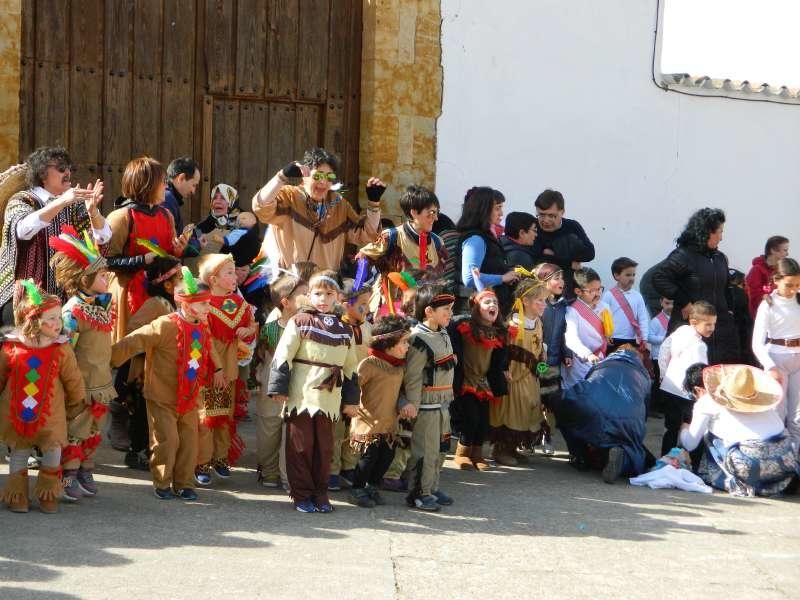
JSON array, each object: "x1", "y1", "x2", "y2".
[{"x1": 19, "y1": 0, "x2": 362, "y2": 223}]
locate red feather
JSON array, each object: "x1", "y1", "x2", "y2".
[
  {"x1": 59, "y1": 224, "x2": 80, "y2": 238},
  {"x1": 48, "y1": 236, "x2": 90, "y2": 267}
]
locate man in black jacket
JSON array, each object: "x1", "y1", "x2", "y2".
[{"x1": 531, "y1": 189, "x2": 595, "y2": 298}]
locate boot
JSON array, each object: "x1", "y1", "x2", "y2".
[
  {"x1": 453, "y1": 443, "x2": 475, "y2": 470},
  {"x1": 492, "y1": 442, "x2": 518, "y2": 467},
  {"x1": 3, "y1": 469, "x2": 30, "y2": 513},
  {"x1": 107, "y1": 400, "x2": 130, "y2": 451},
  {"x1": 35, "y1": 467, "x2": 62, "y2": 514},
  {"x1": 470, "y1": 445, "x2": 491, "y2": 471}
]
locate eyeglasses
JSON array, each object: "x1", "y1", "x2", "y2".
[
  {"x1": 311, "y1": 172, "x2": 337, "y2": 183},
  {"x1": 536, "y1": 212, "x2": 560, "y2": 221},
  {"x1": 422, "y1": 208, "x2": 439, "y2": 217},
  {"x1": 581, "y1": 286, "x2": 604, "y2": 294},
  {"x1": 47, "y1": 163, "x2": 72, "y2": 174}
]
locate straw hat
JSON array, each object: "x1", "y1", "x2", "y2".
[
  {"x1": 702, "y1": 364, "x2": 783, "y2": 413},
  {"x1": 0, "y1": 164, "x2": 28, "y2": 222}
]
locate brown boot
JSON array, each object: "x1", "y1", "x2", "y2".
[
  {"x1": 492, "y1": 442, "x2": 518, "y2": 467},
  {"x1": 35, "y1": 467, "x2": 62, "y2": 514},
  {"x1": 471, "y1": 445, "x2": 491, "y2": 471},
  {"x1": 3, "y1": 470, "x2": 30, "y2": 513},
  {"x1": 453, "y1": 443, "x2": 475, "y2": 470}
]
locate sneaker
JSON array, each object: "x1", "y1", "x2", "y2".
[
  {"x1": 76, "y1": 468, "x2": 98, "y2": 496},
  {"x1": 258, "y1": 473, "x2": 281, "y2": 489},
  {"x1": 27, "y1": 454, "x2": 42, "y2": 470},
  {"x1": 339, "y1": 469, "x2": 356, "y2": 487},
  {"x1": 412, "y1": 494, "x2": 441, "y2": 512},
  {"x1": 516, "y1": 444, "x2": 535, "y2": 457},
  {"x1": 194, "y1": 466, "x2": 212, "y2": 486},
  {"x1": 294, "y1": 499, "x2": 318, "y2": 513},
  {"x1": 62, "y1": 472, "x2": 84, "y2": 502},
  {"x1": 212, "y1": 460, "x2": 231, "y2": 479},
  {"x1": 366, "y1": 485, "x2": 385, "y2": 506},
  {"x1": 315, "y1": 500, "x2": 334, "y2": 513},
  {"x1": 327, "y1": 474, "x2": 341, "y2": 491},
  {"x1": 153, "y1": 487, "x2": 175, "y2": 500},
  {"x1": 602, "y1": 447, "x2": 625, "y2": 484},
  {"x1": 349, "y1": 488, "x2": 376, "y2": 508},
  {"x1": 433, "y1": 490, "x2": 454, "y2": 506},
  {"x1": 535, "y1": 442, "x2": 556, "y2": 456},
  {"x1": 175, "y1": 488, "x2": 198, "y2": 501},
  {"x1": 125, "y1": 449, "x2": 150, "y2": 471},
  {"x1": 381, "y1": 477, "x2": 408, "y2": 492}
]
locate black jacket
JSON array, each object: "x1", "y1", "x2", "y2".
[
  {"x1": 500, "y1": 235, "x2": 540, "y2": 271},
  {"x1": 531, "y1": 218, "x2": 594, "y2": 298}
]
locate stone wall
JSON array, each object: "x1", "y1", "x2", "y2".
[
  {"x1": 0, "y1": 0, "x2": 21, "y2": 168},
  {"x1": 360, "y1": 0, "x2": 443, "y2": 220}
]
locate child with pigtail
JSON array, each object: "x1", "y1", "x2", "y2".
[{"x1": 1, "y1": 280, "x2": 85, "y2": 514}]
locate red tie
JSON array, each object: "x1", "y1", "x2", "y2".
[{"x1": 419, "y1": 231, "x2": 428, "y2": 269}]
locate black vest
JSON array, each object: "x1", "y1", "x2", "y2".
[{"x1": 461, "y1": 230, "x2": 513, "y2": 314}]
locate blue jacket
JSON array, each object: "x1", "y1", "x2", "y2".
[
  {"x1": 542, "y1": 297, "x2": 571, "y2": 366},
  {"x1": 163, "y1": 183, "x2": 183, "y2": 234}
]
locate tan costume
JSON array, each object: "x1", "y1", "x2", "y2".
[
  {"x1": 111, "y1": 313, "x2": 221, "y2": 490},
  {"x1": 350, "y1": 355, "x2": 404, "y2": 451},
  {"x1": 253, "y1": 184, "x2": 380, "y2": 270}
]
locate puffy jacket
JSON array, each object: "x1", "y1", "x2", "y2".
[
  {"x1": 500, "y1": 235, "x2": 540, "y2": 270},
  {"x1": 744, "y1": 256, "x2": 775, "y2": 318}
]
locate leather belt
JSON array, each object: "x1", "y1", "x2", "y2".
[{"x1": 767, "y1": 338, "x2": 800, "y2": 348}]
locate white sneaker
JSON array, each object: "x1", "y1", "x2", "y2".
[{"x1": 535, "y1": 442, "x2": 555, "y2": 456}]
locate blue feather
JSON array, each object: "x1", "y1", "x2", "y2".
[{"x1": 353, "y1": 257, "x2": 369, "y2": 293}]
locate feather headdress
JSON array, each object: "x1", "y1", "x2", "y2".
[
  {"x1": 16, "y1": 279, "x2": 60, "y2": 318},
  {"x1": 48, "y1": 225, "x2": 107, "y2": 273},
  {"x1": 175, "y1": 266, "x2": 211, "y2": 303}
]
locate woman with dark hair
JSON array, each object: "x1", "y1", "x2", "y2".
[
  {"x1": 457, "y1": 186, "x2": 518, "y2": 314},
  {"x1": 652, "y1": 208, "x2": 739, "y2": 364},
  {"x1": 745, "y1": 235, "x2": 790, "y2": 318}
]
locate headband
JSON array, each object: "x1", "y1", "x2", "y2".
[
  {"x1": 510, "y1": 280, "x2": 549, "y2": 341},
  {"x1": 472, "y1": 289, "x2": 497, "y2": 304},
  {"x1": 151, "y1": 264, "x2": 182, "y2": 285},
  {"x1": 174, "y1": 266, "x2": 212, "y2": 303},
  {"x1": 312, "y1": 275, "x2": 341, "y2": 291},
  {"x1": 430, "y1": 293, "x2": 456, "y2": 308},
  {"x1": 18, "y1": 279, "x2": 61, "y2": 319},
  {"x1": 531, "y1": 264, "x2": 562, "y2": 282},
  {"x1": 371, "y1": 328, "x2": 409, "y2": 341},
  {"x1": 48, "y1": 224, "x2": 107, "y2": 274}
]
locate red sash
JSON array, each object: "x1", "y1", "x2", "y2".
[
  {"x1": 656, "y1": 311, "x2": 669, "y2": 331},
  {"x1": 6, "y1": 342, "x2": 63, "y2": 438},
  {"x1": 610, "y1": 287, "x2": 643, "y2": 343},
  {"x1": 572, "y1": 300, "x2": 607, "y2": 356},
  {"x1": 170, "y1": 313, "x2": 212, "y2": 415}
]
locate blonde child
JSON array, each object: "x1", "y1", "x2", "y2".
[
  {"x1": 111, "y1": 269, "x2": 223, "y2": 500},
  {"x1": 490, "y1": 278, "x2": 549, "y2": 466},
  {"x1": 658, "y1": 300, "x2": 717, "y2": 454},
  {"x1": 1, "y1": 280, "x2": 85, "y2": 513},
  {"x1": 266, "y1": 269, "x2": 359, "y2": 513},
  {"x1": 195, "y1": 253, "x2": 257, "y2": 485},
  {"x1": 752, "y1": 257, "x2": 800, "y2": 443},
  {"x1": 254, "y1": 273, "x2": 307, "y2": 488},
  {"x1": 49, "y1": 226, "x2": 116, "y2": 500}
]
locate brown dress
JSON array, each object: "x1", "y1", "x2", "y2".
[{"x1": 349, "y1": 355, "x2": 404, "y2": 452}]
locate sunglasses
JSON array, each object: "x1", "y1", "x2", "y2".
[
  {"x1": 311, "y1": 172, "x2": 337, "y2": 183},
  {"x1": 48, "y1": 163, "x2": 72, "y2": 174}
]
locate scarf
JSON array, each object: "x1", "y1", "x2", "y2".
[{"x1": 368, "y1": 348, "x2": 406, "y2": 367}]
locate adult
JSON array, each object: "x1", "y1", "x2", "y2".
[
  {"x1": 745, "y1": 235, "x2": 790, "y2": 318},
  {"x1": 457, "y1": 186, "x2": 518, "y2": 314},
  {"x1": 164, "y1": 156, "x2": 201, "y2": 235},
  {"x1": 652, "y1": 208, "x2": 739, "y2": 364},
  {"x1": 0, "y1": 147, "x2": 109, "y2": 326},
  {"x1": 183, "y1": 183, "x2": 241, "y2": 273},
  {"x1": 106, "y1": 157, "x2": 189, "y2": 341},
  {"x1": 680, "y1": 364, "x2": 797, "y2": 497},
  {"x1": 530, "y1": 189, "x2": 595, "y2": 299},
  {"x1": 251, "y1": 147, "x2": 382, "y2": 270},
  {"x1": 550, "y1": 347, "x2": 654, "y2": 483}
]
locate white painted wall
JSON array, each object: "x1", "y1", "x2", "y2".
[{"x1": 436, "y1": 0, "x2": 800, "y2": 283}]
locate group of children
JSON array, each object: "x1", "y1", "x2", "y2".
[{"x1": 3, "y1": 182, "x2": 800, "y2": 514}]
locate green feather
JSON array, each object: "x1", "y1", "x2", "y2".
[
  {"x1": 181, "y1": 266, "x2": 199, "y2": 295},
  {"x1": 136, "y1": 238, "x2": 168, "y2": 258},
  {"x1": 20, "y1": 279, "x2": 43, "y2": 306},
  {"x1": 400, "y1": 271, "x2": 417, "y2": 288}
]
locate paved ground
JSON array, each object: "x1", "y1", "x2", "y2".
[{"x1": 1, "y1": 408, "x2": 799, "y2": 600}]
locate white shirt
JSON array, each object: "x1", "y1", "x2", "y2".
[
  {"x1": 601, "y1": 287, "x2": 650, "y2": 343},
  {"x1": 563, "y1": 300, "x2": 609, "y2": 388},
  {"x1": 659, "y1": 325, "x2": 708, "y2": 399},
  {"x1": 15, "y1": 187, "x2": 112, "y2": 243},
  {"x1": 679, "y1": 392, "x2": 785, "y2": 451},
  {"x1": 751, "y1": 291, "x2": 800, "y2": 371},
  {"x1": 647, "y1": 311, "x2": 670, "y2": 359}
]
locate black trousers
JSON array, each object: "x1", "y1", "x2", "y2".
[
  {"x1": 661, "y1": 390, "x2": 694, "y2": 455},
  {"x1": 352, "y1": 439, "x2": 395, "y2": 488},
  {"x1": 450, "y1": 394, "x2": 490, "y2": 446},
  {"x1": 128, "y1": 383, "x2": 149, "y2": 453}
]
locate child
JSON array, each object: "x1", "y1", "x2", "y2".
[
  {"x1": 195, "y1": 254, "x2": 257, "y2": 485},
  {"x1": 500, "y1": 212, "x2": 538, "y2": 270},
  {"x1": 752, "y1": 257, "x2": 800, "y2": 444},
  {"x1": 532, "y1": 263, "x2": 571, "y2": 455},
  {"x1": 647, "y1": 296, "x2": 674, "y2": 414},
  {"x1": 1, "y1": 281, "x2": 85, "y2": 514},
  {"x1": 602, "y1": 257, "x2": 651, "y2": 354},
  {"x1": 254, "y1": 273, "x2": 307, "y2": 489},
  {"x1": 357, "y1": 184, "x2": 446, "y2": 277},
  {"x1": 450, "y1": 289, "x2": 508, "y2": 472},
  {"x1": 266, "y1": 269, "x2": 359, "y2": 513},
  {"x1": 563, "y1": 267, "x2": 614, "y2": 389},
  {"x1": 49, "y1": 226, "x2": 117, "y2": 500},
  {"x1": 330, "y1": 277, "x2": 373, "y2": 490},
  {"x1": 349, "y1": 316, "x2": 412, "y2": 508},
  {"x1": 111, "y1": 268, "x2": 223, "y2": 500},
  {"x1": 123, "y1": 256, "x2": 182, "y2": 471},
  {"x1": 400, "y1": 284, "x2": 457, "y2": 511},
  {"x1": 658, "y1": 300, "x2": 717, "y2": 455},
  {"x1": 490, "y1": 278, "x2": 548, "y2": 466}
]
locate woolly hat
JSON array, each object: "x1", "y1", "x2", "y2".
[{"x1": 198, "y1": 253, "x2": 234, "y2": 284}]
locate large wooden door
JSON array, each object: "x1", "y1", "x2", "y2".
[{"x1": 19, "y1": 0, "x2": 362, "y2": 222}]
